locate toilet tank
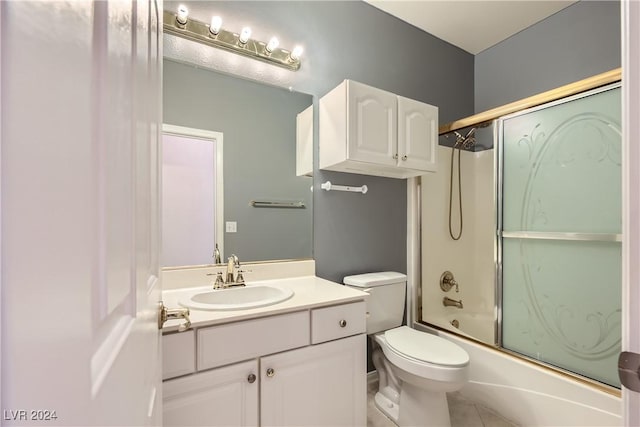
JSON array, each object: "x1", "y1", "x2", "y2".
[{"x1": 343, "y1": 272, "x2": 407, "y2": 334}]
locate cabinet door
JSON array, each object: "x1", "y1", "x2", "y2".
[
  {"x1": 261, "y1": 334, "x2": 366, "y2": 427},
  {"x1": 347, "y1": 81, "x2": 398, "y2": 167},
  {"x1": 398, "y1": 96, "x2": 438, "y2": 172},
  {"x1": 163, "y1": 360, "x2": 259, "y2": 427}
]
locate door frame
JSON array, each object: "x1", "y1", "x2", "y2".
[
  {"x1": 161, "y1": 124, "x2": 225, "y2": 262},
  {"x1": 621, "y1": 0, "x2": 640, "y2": 423},
  {"x1": 0, "y1": 2, "x2": 4, "y2": 418}
]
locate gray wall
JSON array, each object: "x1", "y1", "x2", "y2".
[
  {"x1": 475, "y1": 0, "x2": 621, "y2": 113},
  {"x1": 163, "y1": 61, "x2": 313, "y2": 262},
  {"x1": 164, "y1": 0, "x2": 474, "y2": 283}
]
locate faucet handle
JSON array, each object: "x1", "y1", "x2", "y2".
[
  {"x1": 236, "y1": 269, "x2": 252, "y2": 284},
  {"x1": 207, "y1": 271, "x2": 225, "y2": 289},
  {"x1": 440, "y1": 271, "x2": 459, "y2": 293}
]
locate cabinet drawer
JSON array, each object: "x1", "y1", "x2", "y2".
[
  {"x1": 163, "y1": 330, "x2": 196, "y2": 380},
  {"x1": 311, "y1": 301, "x2": 366, "y2": 344},
  {"x1": 198, "y1": 311, "x2": 310, "y2": 371}
]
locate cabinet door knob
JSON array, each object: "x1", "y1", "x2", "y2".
[
  {"x1": 402, "y1": 155, "x2": 408, "y2": 161},
  {"x1": 393, "y1": 154, "x2": 398, "y2": 160},
  {"x1": 247, "y1": 373, "x2": 256, "y2": 383},
  {"x1": 266, "y1": 368, "x2": 275, "y2": 378},
  {"x1": 339, "y1": 319, "x2": 347, "y2": 328}
]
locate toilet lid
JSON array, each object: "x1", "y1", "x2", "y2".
[{"x1": 384, "y1": 326, "x2": 469, "y2": 367}]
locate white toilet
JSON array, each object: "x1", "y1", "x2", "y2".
[{"x1": 344, "y1": 272, "x2": 469, "y2": 427}]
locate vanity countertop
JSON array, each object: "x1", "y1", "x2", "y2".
[{"x1": 162, "y1": 275, "x2": 368, "y2": 332}]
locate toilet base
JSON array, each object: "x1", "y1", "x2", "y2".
[
  {"x1": 375, "y1": 383, "x2": 451, "y2": 427},
  {"x1": 397, "y1": 382, "x2": 451, "y2": 427},
  {"x1": 374, "y1": 391, "x2": 399, "y2": 423}
]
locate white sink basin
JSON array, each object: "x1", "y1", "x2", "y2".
[{"x1": 180, "y1": 285, "x2": 294, "y2": 311}]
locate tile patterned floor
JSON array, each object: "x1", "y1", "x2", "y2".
[{"x1": 367, "y1": 380, "x2": 518, "y2": 427}]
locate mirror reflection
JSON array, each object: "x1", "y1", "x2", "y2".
[{"x1": 162, "y1": 59, "x2": 313, "y2": 267}]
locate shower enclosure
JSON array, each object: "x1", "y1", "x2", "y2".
[{"x1": 420, "y1": 81, "x2": 622, "y2": 388}]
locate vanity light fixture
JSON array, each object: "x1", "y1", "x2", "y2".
[
  {"x1": 163, "y1": 9, "x2": 302, "y2": 71},
  {"x1": 209, "y1": 16, "x2": 222, "y2": 36}
]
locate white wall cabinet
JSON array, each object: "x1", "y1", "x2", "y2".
[
  {"x1": 319, "y1": 79, "x2": 438, "y2": 178},
  {"x1": 163, "y1": 302, "x2": 366, "y2": 426}
]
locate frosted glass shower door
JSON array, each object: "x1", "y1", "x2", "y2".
[{"x1": 500, "y1": 85, "x2": 622, "y2": 387}]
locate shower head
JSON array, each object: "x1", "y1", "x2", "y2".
[
  {"x1": 462, "y1": 128, "x2": 476, "y2": 149},
  {"x1": 452, "y1": 127, "x2": 476, "y2": 150}
]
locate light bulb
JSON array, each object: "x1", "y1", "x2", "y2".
[
  {"x1": 239, "y1": 27, "x2": 252, "y2": 44},
  {"x1": 176, "y1": 5, "x2": 189, "y2": 25},
  {"x1": 209, "y1": 16, "x2": 222, "y2": 35},
  {"x1": 266, "y1": 36, "x2": 279, "y2": 53},
  {"x1": 290, "y1": 45, "x2": 304, "y2": 61}
]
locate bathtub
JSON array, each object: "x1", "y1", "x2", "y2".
[{"x1": 415, "y1": 323, "x2": 622, "y2": 426}]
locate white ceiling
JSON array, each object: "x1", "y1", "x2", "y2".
[{"x1": 364, "y1": 0, "x2": 577, "y2": 54}]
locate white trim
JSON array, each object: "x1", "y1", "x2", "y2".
[
  {"x1": 161, "y1": 124, "x2": 225, "y2": 262},
  {"x1": 621, "y1": 0, "x2": 640, "y2": 423},
  {"x1": 406, "y1": 177, "x2": 420, "y2": 327},
  {"x1": 0, "y1": 1, "x2": 4, "y2": 419}
]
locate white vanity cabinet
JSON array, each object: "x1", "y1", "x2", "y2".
[
  {"x1": 163, "y1": 360, "x2": 259, "y2": 427},
  {"x1": 319, "y1": 79, "x2": 438, "y2": 178},
  {"x1": 261, "y1": 334, "x2": 365, "y2": 426},
  {"x1": 162, "y1": 301, "x2": 366, "y2": 427}
]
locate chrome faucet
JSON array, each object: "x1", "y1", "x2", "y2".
[
  {"x1": 206, "y1": 254, "x2": 246, "y2": 289},
  {"x1": 225, "y1": 254, "x2": 245, "y2": 287},
  {"x1": 443, "y1": 296, "x2": 463, "y2": 309}
]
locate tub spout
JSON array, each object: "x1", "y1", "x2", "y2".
[{"x1": 443, "y1": 296, "x2": 463, "y2": 309}]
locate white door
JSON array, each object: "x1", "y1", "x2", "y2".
[
  {"x1": 163, "y1": 360, "x2": 259, "y2": 427},
  {"x1": 397, "y1": 96, "x2": 438, "y2": 172},
  {"x1": 1, "y1": 1, "x2": 163, "y2": 425},
  {"x1": 260, "y1": 335, "x2": 366, "y2": 427},
  {"x1": 347, "y1": 81, "x2": 398, "y2": 167},
  {"x1": 621, "y1": 0, "x2": 640, "y2": 424}
]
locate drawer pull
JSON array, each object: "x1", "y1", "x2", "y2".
[
  {"x1": 247, "y1": 373, "x2": 256, "y2": 384},
  {"x1": 266, "y1": 368, "x2": 275, "y2": 378},
  {"x1": 339, "y1": 319, "x2": 347, "y2": 328}
]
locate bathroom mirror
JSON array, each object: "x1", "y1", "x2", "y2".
[{"x1": 162, "y1": 59, "x2": 313, "y2": 267}]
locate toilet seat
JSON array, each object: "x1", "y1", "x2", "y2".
[
  {"x1": 374, "y1": 327, "x2": 469, "y2": 384},
  {"x1": 384, "y1": 326, "x2": 469, "y2": 367}
]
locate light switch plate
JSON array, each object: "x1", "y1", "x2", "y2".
[{"x1": 225, "y1": 221, "x2": 237, "y2": 233}]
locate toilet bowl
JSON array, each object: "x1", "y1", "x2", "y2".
[
  {"x1": 373, "y1": 326, "x2": 469, "y2": 427},
  {"x1": 343, "y1": 272, "x2": 469, "y2": 427}
]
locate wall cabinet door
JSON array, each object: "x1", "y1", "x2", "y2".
[
  {"x1": 260, "y1": 334, "x2": 366, "y2": 427},
  {"x1": 398, "y1": 96, "x2": 438, "y2": 172},
  {"x1": 163, "y1": 360, "x2": 259, "y2": 427},
  {"x1": 320, "y1": 79, "x2": 438, "y2": 178},
  {"x1": 347, "y1": 81, "x2": 398, "y2": 167}
]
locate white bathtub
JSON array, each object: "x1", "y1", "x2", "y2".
[{"x1": 415, "y1": 323, "x2": 622, "y2": 426}]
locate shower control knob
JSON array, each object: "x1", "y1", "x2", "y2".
[
  {"x1": 440, "y1": 271, "x2": 459, "y2": 292},
  {"x1": 247, "y1": 374, "x2": 256, "y2": 384},
  {"x1": 339, "y1": 319, "x2": 347, "y2": 328}
]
